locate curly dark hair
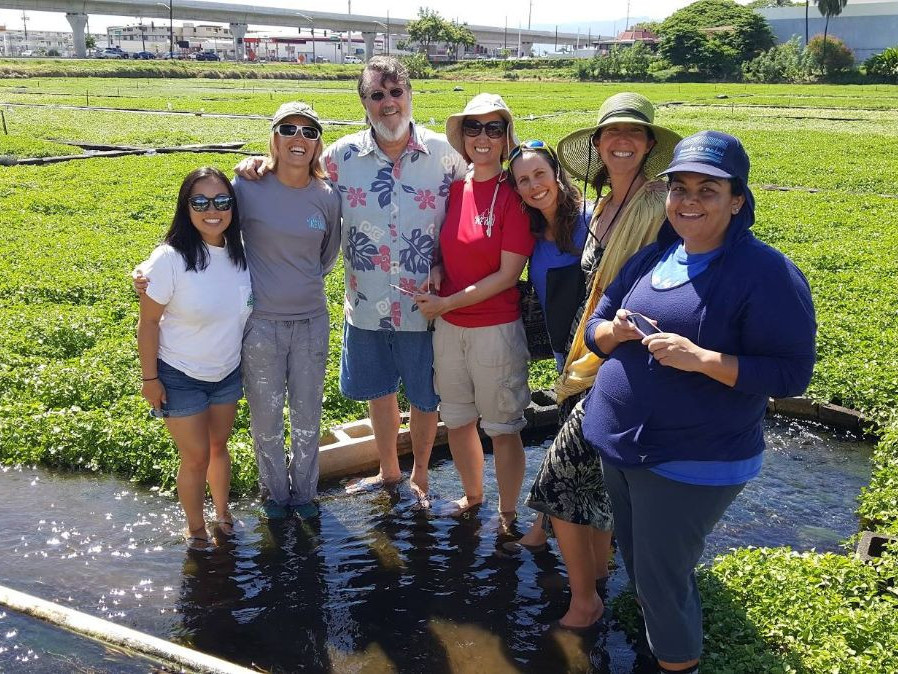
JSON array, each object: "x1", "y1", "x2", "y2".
[
  {"x1": 509, "y1": 147, "x2": 583, "y2": 255},
  {"x1": 164, "y1": 166, "x2": 246, "y2": 273}
]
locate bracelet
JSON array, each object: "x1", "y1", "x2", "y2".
[{"x1": 142, "y1": 376, "x2": 159, "y2": 382}]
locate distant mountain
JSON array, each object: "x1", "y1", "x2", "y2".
[{"x1": 532, "y1": 17, "x2": 653, "y2": 39}]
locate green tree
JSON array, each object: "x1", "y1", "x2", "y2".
[
  {"x1": 406, "y1": 8, "x2": 445, "y2": 57},
  {"x1": 719, "y1": 11, "x2": 776, "y2": 62},
  {"x1": 443, "y1": 21, "x2": 475, "y2": 61},
  {"x1": 659, "y1": 25, "x2": 709, "y2": 70},
  {"x1": 865, "y1": 46, "x2": 898, "y2": 83},
  {"x1": 817, "y1": 0, "x2": 848, "y2": 73},
  {"x1": 618, "y1": 42, "x2": 653, "y2": 79},
  {"x1": 806, "y1": 33, "x2": 854, "y2": 73},
  {"x1": 742, "y1": 35, "x2": 811, "y2": 82},
  {"x1": 660, "y1": 0, "x2": 755, "y2": 34},
  {"x1": 85, "y1": 35, "x2": 96, "y2": 50},
  {"x1": 632, "y1": 21, "x2": 661, "y2": 34}
]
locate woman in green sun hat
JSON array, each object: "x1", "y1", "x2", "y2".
[{"x1": 509, "y1": 92, "x2": 680, "y2": 630}]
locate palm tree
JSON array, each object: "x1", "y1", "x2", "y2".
[{"x1": 817, "y1": 0, "x2": 848, "y2": 74}]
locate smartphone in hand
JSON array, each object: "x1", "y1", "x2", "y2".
[{"x1": 626, "y1": 312, "x2": 661, "y2": 338}]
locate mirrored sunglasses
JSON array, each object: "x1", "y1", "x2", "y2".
[
  {"x1": 508, "y1": 139, "x2": 557, "y2": 164},
  {"x1": 365, "y1": 87, "x2": 405, "y2": 102},
  {"x1": 275, "y1": 123, "x2": 321, "y2": 140},
  {"x1": 462, "y1": 119, "x2": 507, "y2": 139},
  {"x1": 188, "y1": 194, "x2": 234, "y2": 212}
]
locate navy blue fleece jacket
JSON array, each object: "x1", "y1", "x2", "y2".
[{"x1": 582, "y1": 197, "x2": 817, "y2": 468}]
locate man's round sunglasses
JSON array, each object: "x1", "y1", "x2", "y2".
[
  {"x1": 462, "y1": 119, "x2": 507, "y2": 139},
  {"x1": 363, "y1": 87, "x2": 406, "y2": 102},
  {"x1": 188, "y1": 194, "x2": 234, "y2": 212},
  {"x1": 274, "y1": 124, "x2": 322, "y2": 140}
]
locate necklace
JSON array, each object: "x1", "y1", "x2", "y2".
[
  {"x1": 586, "y1": 171, "x2": 641, "y2": 249},
  {"x1": 471, "y1": 174, "x2": 503, "y2": 238}
]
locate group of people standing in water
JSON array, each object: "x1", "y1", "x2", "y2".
[{"x1": 135, "y1": 56, "x2": 817, "y2": 673}]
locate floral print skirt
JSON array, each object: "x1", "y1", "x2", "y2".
[{"x1": 524, "y1": 393, "x2": 614, "y2": 533}]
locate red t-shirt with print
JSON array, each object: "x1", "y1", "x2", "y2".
[{"x1": 439, "y1": 174, "x2": 535, "y2": 328}]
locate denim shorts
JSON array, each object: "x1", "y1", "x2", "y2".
[
  {"x1": 339, "y1": 322, "x2": 439, "y2": 412},
  {"x1": 152, "y1": 359, "x2": 243, "y2": 418}
]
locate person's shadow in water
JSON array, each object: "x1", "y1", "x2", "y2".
[{"x1": 176, "y1": 519, "x2": 332, "y2": 673}]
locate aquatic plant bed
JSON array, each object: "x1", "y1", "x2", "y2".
[
  {"x1": 2, "y1": 79, "x2": 898, "y2": 671},
  {"x1": 0, "y1": 418, "x2": 879, "y2": 673}
]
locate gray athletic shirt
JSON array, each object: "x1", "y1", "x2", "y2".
[{"x1": 233, "y1": 174, "x2": 341, "y2": 320}]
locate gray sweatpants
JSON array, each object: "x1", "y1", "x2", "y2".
[
  {"x1": 242, "y1": 314, "x2": 330, "y2": 506},
  {"x1": 602, "y1": 460, "x2": 745, "y2": 664}
]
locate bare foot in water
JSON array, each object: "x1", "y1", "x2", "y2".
[
  {"x1": 435, "y1": 495, "x2": 483, "y2": 517},
  {"x1": 345, "y1": 472, "x2": 402, "y2": 495},
  {"x1": 410, "y1": 479, "x2": 431, "y2": 509},
  {"x1": 558, "y1": 594, "x2": 604, "y2": 630}
]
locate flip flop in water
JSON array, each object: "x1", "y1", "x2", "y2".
[{"x1": 185, "y1": 526, "x2": 211, "y2": 551}]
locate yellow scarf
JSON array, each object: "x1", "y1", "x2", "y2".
[{"x1": 555, "y1": 181, "x2": 668, "y2": 404}]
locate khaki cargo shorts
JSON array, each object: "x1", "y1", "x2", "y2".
[{"x1": 432, "y1": 317, "x2": 530, "y2": 437}]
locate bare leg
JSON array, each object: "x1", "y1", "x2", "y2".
[
  {"x1": 551, "y1": 516, "x2": 603, "y2": 628},
  {"x1": 165, "y1": 412, "x2": 212, "y2": 537},
  {"x1": 591, "y1": 527, "x2": 613, "y2": 581},
  {"x1": 366, "y1": 393, "x2": 403, "y2": 483},
  {"x1": 206, "y1": 403, "x2": 237, "y2": 525},
  {"x1": 517, "y1": 513, "x2": 549, "y2": 547},
  {"x1": 447, "y1": 421, "x2": 484, "y2": 511},
  {"x1": 491, "y1": 432, "x2": 525, "y2": 517},
  {"x1": 409, "y1": 405, "x2": 437, "y2": 499}
]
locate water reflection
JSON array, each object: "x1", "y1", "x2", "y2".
[{"x1": 0, "y1": 417, "x2": 872, "y2": 673}]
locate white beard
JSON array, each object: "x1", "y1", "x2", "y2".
[{"x1": 370, "y1": 114, "x2": 411, "y2": 143}]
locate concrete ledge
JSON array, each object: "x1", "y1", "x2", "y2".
[
  {"x1": 318, "y1": 390, "x2": 558, "y2": 481},
  {"x1": 317, "y1": 393, "x2": 868, "y2": 482},
  {"x1": 856, "y1": 530, "x2": 898, "y2": 563},
  {"x1": 0, "y1": 584, "x2": 254, "y2": 674}
]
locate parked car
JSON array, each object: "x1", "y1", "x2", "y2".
[
  {"x1": 96, "y1": 47, "x2": 128, "y2": 59},
  {"x1": 132, "y1": 51, "x2": 156, "y2": 60},
  {"x1": 159, "y1": 51, "x2": 185, "y2": 60},
  {"x1": 189, "y1": 51, "x2": 220, "y2": 61},
  {"x1": 343, "y1": 55, "x2": 362, "y2": 64}
]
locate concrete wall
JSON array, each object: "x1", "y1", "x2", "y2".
[{"x1": 759, "y1": 1, "x2": 898, "y2": 62}]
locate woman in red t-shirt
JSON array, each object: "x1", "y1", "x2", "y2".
[{"x1": 415, "y1": 94, "x2": 534, "y2": 521}]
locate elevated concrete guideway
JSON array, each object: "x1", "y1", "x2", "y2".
[{"x1": 3, "y1": 0, "x2": 585, "y2": 59}]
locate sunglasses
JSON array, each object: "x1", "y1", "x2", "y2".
[
  {"x1": 508, "y1": 139, "x2": 558, "y2": 165},
  {"x1": 364, "y1": 87, "x2": 405, "y2": 102},
  {"x1": 275, "y1": 123, "x2": 321, "y2": 140},
  {"x1": 462, "y1": 119, "x2": 507, "y2": 139},
  {"x1": 188, "y1": 194, "x2": 234, "y2": 212}
]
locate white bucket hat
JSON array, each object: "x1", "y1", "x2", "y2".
[{"x1": 445, "y1": 93, "x2": 519, "y2": 163}]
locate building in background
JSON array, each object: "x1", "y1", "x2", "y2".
[
  {"x1": 0, "y1": 26, "x2": 103, "y2": 57},
  {"x1": 758, "y1": 0, "x2": 898, "y2": 62}
]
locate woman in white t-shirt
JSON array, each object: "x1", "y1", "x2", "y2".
[{"x1": 137, "y1": 166, "x2": 252, "y2": 550}]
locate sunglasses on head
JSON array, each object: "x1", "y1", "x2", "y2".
[
  {"x1": 274, "y1": 123, "x2": 321, "y2": 140},
  {"x1": 188, "y1": 194, "x2": 234, "y2": 212},
  {"x1": 508, "y1": 139, "x2": 558, "y2": 165},
  {"x1": 364, "y1": 87, "x2": 405, "y2": 102},
  {"x1": 462, "y1": 119, "x2": 507, "y2": 139}
]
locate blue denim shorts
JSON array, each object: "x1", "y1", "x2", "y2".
[
  {"x1": 152, "y1": 359, "x2": 243, "y2": 418},
  {"x1": 339, "y1": 322, "x2": 439, "y2": 412}
]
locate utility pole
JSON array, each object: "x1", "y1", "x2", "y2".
[
  {"x1": 528, "y1": 0, "x2": 532, "y2": 31},
  {"x1": 21, "y1": 10, "x2": 29, "y2": 53},
  {"x1": 625, "y1": 0, "x2": 631, "y2": 32},
  {"x1": 504, "y1": 16, "x2": 507, "y2": 51},
  {"x1": 554, "y1": 25, "x2": 557, "y2": 52}
]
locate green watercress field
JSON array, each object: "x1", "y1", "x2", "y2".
[{"x1": 1, "y1": 79, "x2": 897, "y2": 671}]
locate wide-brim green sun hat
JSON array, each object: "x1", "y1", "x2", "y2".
[{"x1": 556, "y1": 92, "x2": 681, "y2": 184}]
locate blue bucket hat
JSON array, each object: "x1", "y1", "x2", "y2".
[{"x1": 658, "y1": 130, "x2": 749, "y2": 184}]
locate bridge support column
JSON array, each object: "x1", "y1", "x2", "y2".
[
  {"x1": 229, "y1": 22, "x2": 247, "y2": 62},
  {"x1": 66, "y1": 12, "x2": 89, "y2": 58},
  {"x1": 362, "y1": 32, "x2": 376, "y2": 61}
]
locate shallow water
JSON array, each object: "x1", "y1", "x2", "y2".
[{"x1": 0, "y1": 417, "x2": 871, "y2": 673}]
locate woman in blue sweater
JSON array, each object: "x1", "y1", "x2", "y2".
[{"x1": 582, "y1": 131, "x2": 816, "y2": 673}]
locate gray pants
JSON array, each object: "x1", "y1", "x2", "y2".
[
  {"x1": 602, "y1": 460, "x2": 745, "y2": 664},
  {"x1": 242, "y1": 314, "x2": 329, "y2": 506}
]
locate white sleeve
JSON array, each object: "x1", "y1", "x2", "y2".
[{"x1": 142, "y1": 245, "x2": 178, "y2": 306}]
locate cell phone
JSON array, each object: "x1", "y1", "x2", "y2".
[
  {"x1": 149, "y1": 407, "x2": 169, "y2": 419},
  {"x1": 626, "y1": 312, "x2": 661, "y2": 337}
]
